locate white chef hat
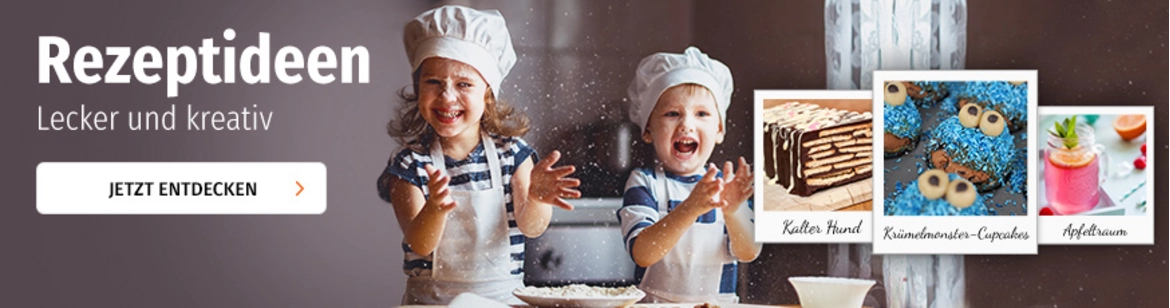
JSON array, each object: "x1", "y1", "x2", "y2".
[
  {"x1": 404, "y1": 5, "x2": 517, "y2": 95},
  {"x1": 627, "y1": 46, "x2": 734, "y2": 131}
]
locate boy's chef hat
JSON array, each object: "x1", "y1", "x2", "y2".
[
  {"x1": 404, "y1": 5, "x2": 516, "y2": 95},
  {"x1": 627, "y1": 46, "x2": 734, "y2": 131}
]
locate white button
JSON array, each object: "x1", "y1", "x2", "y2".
[{"x1": 37, "y1": 162, "x2": 326, "y2": 214}]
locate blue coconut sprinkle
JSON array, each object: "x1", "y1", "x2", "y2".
[
  {"x1": 1007, "y1": 148, "x2": 1028, "y2": 195},
  {"x1": 952, "y1": 81, "x2": 1028, "y2": 127},
  {"x1": 910, "y1": 81, "x2": 949, "y2": 106},
  {"x1": 939, "y1": 92, "x2": 963, "y2": 115},
  {"x1": 925, "y1": 117, "x2": 1017, "y2": 191},
  {"x1": 1005, "y1": 199, "x2": 1023, "y2": 214},
  {"x1": 912, "y1": 81, "x2": 947, "y2": 93},
  {"x1": 945, "y1": 81, "x2": 968, "y2": 95},
  {"x1": 883, "y1": 97, "x2": 922, "y2": 139},
  {"x1": 886, "y1": 174, "x2": 992, "y2": 216}
]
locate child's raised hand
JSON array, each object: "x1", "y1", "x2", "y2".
[
  {"x1": 423, "y1": 164, "x2": 457, "y2": 212},
  {"x1": 529, "y1": 150, "x2": 580, "y2": 210},
  {"x1": 682, "y1": 164, "x2": 727, "y2": 213},
  {"x1": 720, "y1": 157, "x2": 753, "y2": 213}
]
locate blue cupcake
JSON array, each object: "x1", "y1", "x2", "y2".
[
  {"x1": 883, "y1": 82, "x2": 921, "y2": 157},
  {"x1": 903, "y1": 81, "x2": 949, "y2": 107},
  {"x1": 944, "y1": 81, "x2": 1028, "y2": 130},
  {"x1": 886, "y1": 171, "x2": 991, "y2": 216},
  {"x1": 1007, "y1": 148, "x2": 1027, "y2": 195},
  {"x1": 925, "y1": 105, "x2": 1016, "y2": 191}
]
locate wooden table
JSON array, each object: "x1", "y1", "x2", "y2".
[{"x1": 837, "y1": 200, "x2": 872, "y2": 211}]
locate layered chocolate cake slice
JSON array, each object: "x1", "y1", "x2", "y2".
[{"x1": 764, "y1": 102, "x2": 874, "y2": 196}]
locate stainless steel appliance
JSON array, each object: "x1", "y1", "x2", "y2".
[
  {"x1": 503, "y1": 0, "x2": 690, "y2": 289},
  {"x1": 524, "y1": 197, "x2": 637, "y2": 286}
]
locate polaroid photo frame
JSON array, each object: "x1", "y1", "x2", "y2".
[
  {"x1": 872, "y1": 70, "x2": 1038, "y2": 254},
  {"x1": 1037, "y1": 106, "x2": 1155, "y2": 244},
  {"x1": 754, "y1": 90, "x2": 874, "y2": 243}
]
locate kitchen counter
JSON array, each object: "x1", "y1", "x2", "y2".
[{"x1": 552, "y1": 197, "x2": 624, "y2": 225}]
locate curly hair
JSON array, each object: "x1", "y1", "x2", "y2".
[{"x1": 387, "y1": 71, "x2": 530, "y2": 153}]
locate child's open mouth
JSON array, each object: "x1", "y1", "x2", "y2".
[
  {"x1": 672, "y1": 138, "x2": 698, "y2": 158},
  {"x1": 434, "y1": 109, "x2": 464, "y2": 124}
]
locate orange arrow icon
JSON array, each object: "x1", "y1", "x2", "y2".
[{"x1": 296, "y1": 181, "x2": 304, "y2": 196}]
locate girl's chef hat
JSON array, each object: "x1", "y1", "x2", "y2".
[
  {"x1": 627, "y1": 46, "x2": 734, "y2": 131},
  {"x1": 404, "y1": 5, "x2": 516, "y2": 95}
]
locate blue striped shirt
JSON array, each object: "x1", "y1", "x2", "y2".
[
  {"x1": 618, "y1": 167, "x2": 754, "y2": 296},
  {"x1": 378, "y1": 135, "x2": 535, "y2": 277}
]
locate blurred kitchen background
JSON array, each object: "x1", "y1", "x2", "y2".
[
  {"x1": 2, "y1": 0, "x2": 1162, "y2": 307},
  {"x1": 432, "y1": 0, "x2": 1167, "y2": 307}
]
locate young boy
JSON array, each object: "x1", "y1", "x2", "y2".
[{"x1": 619, "y1": 47, "x2": 762, "y2": 303}]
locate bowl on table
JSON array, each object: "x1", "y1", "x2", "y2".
[
  {"x1": 788, "y1": 276, "x2": 876, "y2": 308},
  {"x1": 512, "y1": 285, "x2": 644, "y2": 308}
]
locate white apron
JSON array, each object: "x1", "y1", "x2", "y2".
[
  {"x1": 639, "y1": 166, "x2": 738, "y2": 304},
  {"x1": 402, "y1": 133, "x2": 524, "y2": 305}
]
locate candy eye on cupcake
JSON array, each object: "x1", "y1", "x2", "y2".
[
  {"x1": 915, "y1": 169, "x2": 978, "y2": 208},
  {"x1": 884, "y1": 82, "x2": 907, "y2": 106},
  {"x1": 958, "y1": 103, "x2": 982, "y2": 128},
  {"x1": 979, "y1": 110, "x2": 1006, "y2": 137},
  {"x1": 945, "y1": 178, "x2": 978, "y2": 208},
  {"x1": 917, "y1": 169, "x2": 950, "y2": 200}
]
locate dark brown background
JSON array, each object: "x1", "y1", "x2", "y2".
[
  {"x1": 713, "y1": 1, "x2": 1168, "y2": 307},
  {"x1": 0, "y1": 0, "x2": 1165, "y2": 307}
]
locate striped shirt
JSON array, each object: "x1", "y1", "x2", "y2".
[
  {"x1": 378, "y1": 135, "x2": 535, "y2": 277},
  {"x1": 618, "y1": 167, "x2": 754, "y2": 296}
]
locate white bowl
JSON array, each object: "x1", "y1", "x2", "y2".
[
  {"x1": 788, "y1": 276, "x2": 875, "y2": 308},
  {"x1": 512, "y1": 286, "x2": 644, "y2": 308}
]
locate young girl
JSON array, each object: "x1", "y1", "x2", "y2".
[
  {"x1": 619, "y1": 47, "x2": 762, "y2": 303},
  {"x1": 376, "y1": 5, "x2": 579, "y2": 305}
]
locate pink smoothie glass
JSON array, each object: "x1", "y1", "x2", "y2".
[{"x1": 1044, "y1": 123, "x2": 1109, "y2": 215}]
